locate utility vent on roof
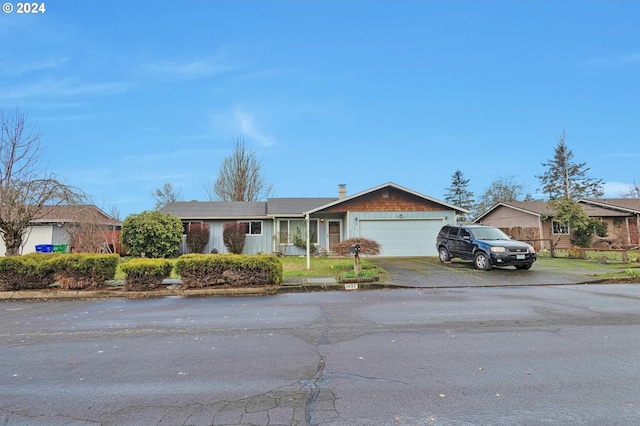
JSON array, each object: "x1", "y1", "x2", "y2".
[{"x1": 382, "y1": 189, "x2": 389, "y2": 198}]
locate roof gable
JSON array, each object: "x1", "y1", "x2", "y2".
[{"x1": 306, "y1": 182, "x2": 468, "y2": 214}]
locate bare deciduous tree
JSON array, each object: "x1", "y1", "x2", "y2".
[
  {"x1": 152, "y1": 182, "x2": 183, "y2": 209},
  {"x1": 619, "y1": 180, "x2": 640, "y2": 198},
  {"x1": 206, "y1": 138, "x2": 273, "y2": 202},
  {"x1": 61, "y1": 204, "x2": 120, "y2": 253},
  {"x1": 472, "y1": 175, "x2": 529, "y2": 219},
  {"x1": 0, "y1": 107, "x2": 85, "y2": 256}
]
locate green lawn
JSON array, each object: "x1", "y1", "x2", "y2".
[
  {"x1": 114, "y1": 252, "x2": 640, "y2": 281},
  {"x1": 115, "y1": 255, "x2": 379, "y2": 280}
]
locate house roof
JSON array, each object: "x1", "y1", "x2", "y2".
[
  {"x1": 30, "y1": 205, "x2": 121, "y2": 226},
  {"x1": 305, "y1": 182, "x2": 469, "y2": 214},
  {"x1": 474, "y1": 199, "x2": 636, "y2": 223},
  {"x1": 161, "y1": 183, "x2": 468, "y2": 220},
  {"x1": 161, "y1": 201, "x2": 269, "y2": 219},
  {"x1": 267, "y1": 198, "x2": 337, "y2": 216},
  {"x1": 580, "y1": 198, "x2": 640, "y2": 215}
]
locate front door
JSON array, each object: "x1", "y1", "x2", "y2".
[{"x1": 328, "y1": 220, "x2": 341, "y2": 252}]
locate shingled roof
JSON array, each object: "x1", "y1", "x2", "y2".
[
  {"x1": 30, "y1": 205, "x2": 121, "y2": 226},
  {"x1": 161, "y1": 201, "x2": 268, "y2": 219},
  {"x1": 580, "y1": 198, "x2": 640, "y2": 215},
  {"x1": 476, "y1": 199, "x2": 637, "y2": 222},
  {"x1": 161, "y1": 198, "x2": 337, "y2": 219}
]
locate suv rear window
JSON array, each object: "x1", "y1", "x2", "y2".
[{"x1": 447, "y1": 228, "x2": 459, "y2": 238}]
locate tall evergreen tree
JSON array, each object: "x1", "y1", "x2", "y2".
[
  {"x1": 536, "y1": 131, "x2": 606, "y2": 247},
  {"x1": 444, "y1": 170, "x2": 474, "y2": 221},
  {"x1": 536, "y1": 130, "x2": 603, "y2": 201}
]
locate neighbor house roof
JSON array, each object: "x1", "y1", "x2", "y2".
[
  {"x1": 30, "y1": 205, "x2": 121, "y2": 226},
  {"x1": 580, "y1": 198, "x2": 640, "y2": 215},
  {"x1": 474, "y1": 200, "x2": 636, "y2": 223}
]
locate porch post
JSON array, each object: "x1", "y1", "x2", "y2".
[{"x1": 305, "y1": 213, "x2": 310, "y2": 270}]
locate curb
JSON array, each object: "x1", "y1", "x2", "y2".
[{"x1": 1, "y1": 277, "x2": 638, "y2": 300}]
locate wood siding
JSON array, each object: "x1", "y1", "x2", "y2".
[{"x1": 322, "y1": 187, "x2": 444, "y2": 213}]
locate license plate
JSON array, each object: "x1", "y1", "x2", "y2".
[{"x1": 517, "y1": 254, "x2": 525, "y2": 260}]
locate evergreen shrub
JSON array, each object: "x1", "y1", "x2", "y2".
[
  {"x1": 50, "y1": 254, "x2": 119, "y2": 290},
  {"x1": 175, "y1": 254, "x2": 282, "y2": 289},
  {"x1": 0, "y1": 253, "x2": 61, "y2": 291},
  {"x1": 120, "y1": 258, "x2": 173, "y2": 291}
]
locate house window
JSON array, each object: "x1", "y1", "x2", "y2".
[
  {"x1": 239, "y1": 221, "x2": 262, "y2": 236},
  {"x1": 278, "y1": 219, "x2": 318, "y2": 244},
  {"x1": 552, "y1": 221, "x2": 569, "y2": 235},
  {"x1": 182, "y1": 221, "x2": 204, "y2": 234}
]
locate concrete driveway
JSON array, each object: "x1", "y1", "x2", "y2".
[{"x1": 370, "y1": 257, "x2": 624, "y2": 288}]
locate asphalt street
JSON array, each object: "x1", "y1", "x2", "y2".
[{"x1": 2, "y1": 284, "x2": 640, "y2": 425}]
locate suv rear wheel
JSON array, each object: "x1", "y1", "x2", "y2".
[
  {"x1": 438, "y1": 247, "x2": 451, "y2": 263},
  {"x1": 474, "y1": 251, "x2": 492, "y2": 271}
]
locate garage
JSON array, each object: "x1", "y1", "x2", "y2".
[{"x1": 358, "y1": 219, "x2": 441, "y2": 256}]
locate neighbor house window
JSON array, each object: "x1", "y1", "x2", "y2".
[
  {"x1": 239, "y1": 221, "x2": 262, "y2": 236},
  {"x1": 278, "y1": 219, "x2": 318, "y2": 244},
  {"x1": 552, "y1": 221, "x2": 569, "y2": 235}
]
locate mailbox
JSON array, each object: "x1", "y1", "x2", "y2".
[{"x1": 350, "y1": 244, "x2": 361, "y2": 253}]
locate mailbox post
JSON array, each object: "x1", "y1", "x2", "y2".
[{"x1": 350, "y1": 244, "x2": 361, "y2": 277}]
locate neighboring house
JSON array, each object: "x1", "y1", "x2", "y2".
[
  {"x1": 474, "y1": 199, "x2": 640, "y2": 250},
  {"x1": 161, "y1": 182, "x2": 467, "y2": 257},
  {"x1": 0, "y1": 205, "x2": 122, "y2": 256}
]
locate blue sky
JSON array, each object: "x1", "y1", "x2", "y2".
[{"x1": 2, "y1": 1, "x2": 638, "y2": 218}]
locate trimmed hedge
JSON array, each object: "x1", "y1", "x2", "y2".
[
  {"x1": 175, "y1": 254, "x2": 283, "y2": 289},
  {"x1": 120, "y1": 258, "x2": 173, "y2": 291},
  {"x1": 0, "y1": 253, "x2": 62, "y2": 291},
  {"x1": 49, "y1": 254, "x2": 119, "y2": 290}
]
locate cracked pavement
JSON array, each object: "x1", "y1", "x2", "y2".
[{"x1": 3, "y1": 285, "x2": 640, "y2": 425}]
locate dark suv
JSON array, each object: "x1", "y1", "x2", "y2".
[{"x1": 436, "y1": 224, "x2": 536, "y2": 270}]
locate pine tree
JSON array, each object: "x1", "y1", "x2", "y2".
[
  {"x1": 536, "y1": 130, "x2": 603, "y2": 201},
  {"x1": 444, "y1": 170, "x2": 474, "y2": 222}
]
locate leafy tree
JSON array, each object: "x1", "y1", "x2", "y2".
[
  {"x1": 151, "y1": 182, "x2": 183, "y2": 209},
  {"x1": 536, "y1": 130, "x2": 603, "y2": 201},
  {"x1": 444, "y1": 170, "x2": 474, "y2": 221},
  {"x1": 473, "y1": 175, "x2": 529, "y2": 219},
  {"x1": 186, "y1": 222, "x2": 210, "y2": 253},
  {"x1": 120, "y1": 210, "x2": 183, "y2": 258},
  {"x1": 206, "y1": 138, "x2": 273, "y2": 202},
  {"x1": 222, "y1": 222, "x2": 246, "y2": 254},
  {"x1": 0, "y1": 107, "x2": 85, "y2": 256},
  {"x1": 551, "y1": 198, "x2": 607, "y2": 248}
]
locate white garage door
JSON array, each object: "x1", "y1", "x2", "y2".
[{"x1": 359, "y1": 219, "x2": 441, "y2": 256}]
